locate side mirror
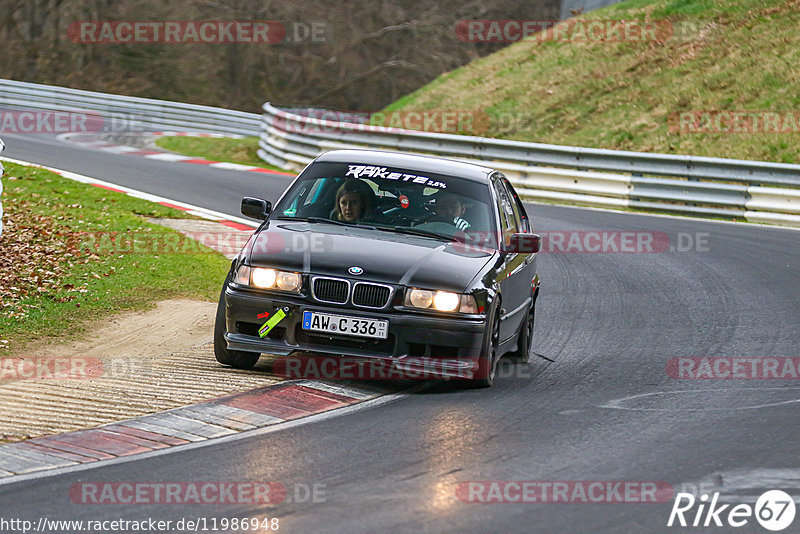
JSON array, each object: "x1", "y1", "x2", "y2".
[
  {"x1": 508, "y1": 233, "x2": 540, "y2": 254},
  {"x1": 241, "y1": 197, "x2": 271, "y2": 220}
]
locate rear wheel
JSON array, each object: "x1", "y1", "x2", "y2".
[
  {"x1": 214, "y1": 279, "x2": 260, "y2": 370},
  {"x1": 509, "y1": 297, "x2": 535, "y2": 364}
]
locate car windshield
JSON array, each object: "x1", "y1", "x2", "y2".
[{"x1": 272, "y1": 161, "x2": 497, "y2": 244}]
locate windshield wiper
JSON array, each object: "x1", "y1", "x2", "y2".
[
  {"x1": 392, "y1": 226, "x2": 471, "y2": 243},
  {"x1": 277, "y1": 217, "x2": 454, "y2": 240},
  {"x1": 351, "y1": 222, "x2": 381, "y2": 231},
  {"x1": 276, "y1": 216, "x2": 347, "y2": 226},
  {"x1": 386, "y1": 226, "x2": 451, "y2": 241},
  {"x1": 277, "y1": 216, "x2": 379, "y2": 230},
  {"x1": 307, "y1": 216, "x2": 350, "y2": 226}
]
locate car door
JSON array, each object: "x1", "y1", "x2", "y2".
[
  {"x1": 501, "y1": 176, "x2": 538, "y2": 306},
  {"x1": 490, "y1": 174, "x2": 526, "y2": 343}
]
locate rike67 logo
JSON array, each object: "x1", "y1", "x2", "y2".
[{"x1": 668, "y1": 490, "x2": 796, "y2": 531}]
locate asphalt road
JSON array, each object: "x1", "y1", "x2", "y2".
[
  {"x1": 2, "y1": 133, "x2": 799, "y2": 533},
  {"x1": 0, "y1": 131, "x2": 295, "y2": 218}
]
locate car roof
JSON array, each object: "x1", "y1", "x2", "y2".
[{"x1": 314, "y1": 149, "x2": 495, "y2": 183}]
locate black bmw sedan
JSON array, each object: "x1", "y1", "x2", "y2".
[{"x1": 214, "y1": 149, "x2": 540, "y2": 387}]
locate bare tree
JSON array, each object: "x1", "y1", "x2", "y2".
[{"x1": 0, "y1": 0, "x2": 560, "y2": 111}]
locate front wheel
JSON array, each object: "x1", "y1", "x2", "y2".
[
  {"x1": 213, "y1": 280, "x2": 260, "y2": 370},
  {"x1": 464, "y1": 307, "x2": 500, "y2": 388}
]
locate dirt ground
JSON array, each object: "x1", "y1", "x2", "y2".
[{"x1": 0, "y1": 300, "x2": 281, "y2": 442}]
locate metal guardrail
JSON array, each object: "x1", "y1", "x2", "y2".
[
  {"x1": 258, "y1": 103, "x2": 800, "y2": 226},
  {"x1": 0, "y1": 79, "x2": 261, "y2": 136},
  {"x1": 0, "y1": 78, "x2": 797, "y2": 227}
]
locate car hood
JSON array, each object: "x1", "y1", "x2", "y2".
[{"x1": 243, "y1": 221, "x2": 496, "y2": 292}]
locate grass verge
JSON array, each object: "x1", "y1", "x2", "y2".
[
  {"x1": 0, "y1": 162, "x2": 231, "y2": 354},
  {"x1": 387, "y1": 0, "x2": 800, "y2": 164},
  {"x1": 155, "y1": 136, "x2": 291, "y2": 174}
]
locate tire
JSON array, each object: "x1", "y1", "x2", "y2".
[
  {"x1": 463, "y1": 305, "x2": 501, "y2": 389},
  {"x1": 509, "y1": 297, "x2": 535, "y2": 364},
  {"x1": 213, "y1": 278, "x2": 260, "y2": 370}
]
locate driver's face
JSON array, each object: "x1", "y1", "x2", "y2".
[
  {"x1": 435, "y1": 195, "x2": 464, "y2": 218},
  {"x1": 339, "y1": 192, "x2": 364, "y2": 222}
]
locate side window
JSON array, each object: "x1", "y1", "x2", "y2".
[
  {"x1": 284, "y1": 178, "x2": 323, "y2": 215},
  {"x1": 302, "y1": 178, "x2": 325, "y2": 207},
  {"x1": 493, "y1": 179, "x2": 518, "y2": 247},
  {"x1": 501, "y1": 178, "x2": 528, "y2": 232},
  {"x1": 492, "y1": 180, "x2": 508, "y2": 236}
]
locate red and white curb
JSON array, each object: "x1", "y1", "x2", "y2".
[
  {"x1": 57, "y1": 132, "x2": 295, "y2": 176},
  {"x1": 0, "y1": 155, "x2": 258, "y2": 231},
  {"x1": 0, "y1": 380, "x2": 402, "y2": 482}
]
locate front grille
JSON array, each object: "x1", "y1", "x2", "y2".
[
  {"x1": 352, "y1": 283, "x2": 392, "y2": 308},
  {"x1": 295, "y1": 325, "x2": 395, "y2": 355},
  {"x1": 312, "y1": 277, "x2": 349, "y2": 304}
]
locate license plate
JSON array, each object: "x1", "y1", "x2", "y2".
[{"x1": 302, "y1": 311, "x2": 388, "y2": 339}]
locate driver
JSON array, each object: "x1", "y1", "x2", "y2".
[{"x1": 432, "y1": 192, "x2": 470, "y2": 231}]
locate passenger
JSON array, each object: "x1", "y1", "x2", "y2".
[{"x1": 334, "y1": 179, "x2": 375, "y2": 223}]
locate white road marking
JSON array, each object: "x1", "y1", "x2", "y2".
[
  {"x1": 185, "y1": 209, "x2": 223, "y2": 220},
  {"x1": 208, "y1": 162, "x2": 258, "y2": 171},
  {"x1": 143, "y1": 153, "x2": 193, "y2": 162},
  {"x1": 101, "y1": 145, "x2": 141, "y2": 154},
  {"x1": 600, "y1": 387, "x2": 800, "y2": 411},
  {"x1": 0, "y1": 156, "x2": 259, "y2": 228}
]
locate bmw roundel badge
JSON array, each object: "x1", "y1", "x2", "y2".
[{"x1": 349, "y1": 266, "x2": 364, "y2": 275}]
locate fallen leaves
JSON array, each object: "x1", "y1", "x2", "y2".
[{"x1": 0, "y1": 194, "x2": 92, "y2": 321}]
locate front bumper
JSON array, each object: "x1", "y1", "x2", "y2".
[{"x1": 223, "y1": 285, "x2": 487, "y2": 379}]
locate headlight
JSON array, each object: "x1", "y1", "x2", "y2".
[
  {"x1": 433, "y1": 291, "x2": 459, "y2": 312},
  {"x1": 235, "y1": 265, "x2": 302, "y2": 293},
  {"x1": 409, "y1": 289, "x2": 433, "y2": 308},
  {"x1": 252, "y1": 268, "x2": 277, "y2": 288},
  {"x1": 404, "y1": 288, "x2": 479, "y2": 313},
  {"x1": 276, "y1": 271, "x2": 302, "y2": 291},
  {"x1": 234, "y1": 265, "x2": 251, "y2": 285}
]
